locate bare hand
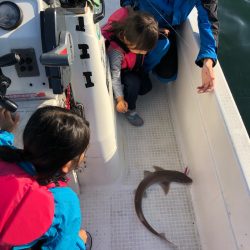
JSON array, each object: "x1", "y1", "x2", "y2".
[
  {"x1": 0, "y1": 108, "x2": 20, "y2": 132},
  {"x1": 79, "y1": 229, "x2": 88, "y2": 243},
  {"x1": 197, "y1": 58, "x2": 215, "y2": 93},
  {"x1": 159, "y1": 28, "x2": 170, "y2": 37},
  {"x1": 116, "y1": 97, "x2": 128, "y2": 113}
]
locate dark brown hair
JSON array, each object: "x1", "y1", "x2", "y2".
[
  {"x1": 0, "y1": 106, "x2": 90, "y2": 185},
  {"x1": 110, "y1": 10, "x2": 159, "y2": 51}
]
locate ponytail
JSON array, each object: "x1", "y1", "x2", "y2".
[{"x1": 0, "y1": 146, "x2": 27, "y2": 163}]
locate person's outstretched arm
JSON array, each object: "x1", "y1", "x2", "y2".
[
  {"x1": 195, "y1": 0, "x2": 219, "y2": 93},
  {"x1": 107, "y1": 48, "x2": 128, "y2": 113}
]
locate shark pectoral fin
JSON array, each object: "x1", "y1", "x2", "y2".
[
  {"x1": 134, "y1": 189, "x2": 147, "y2": 198},
  {"x1": 159, "y1": 181, "x2": 170, "y2": 194},
  {"x1": 153, "y1": 166, "x2": 165, "y2": 172},
  {"x1": 144, "y1": 170, "x2": 153, "y2": 177}
]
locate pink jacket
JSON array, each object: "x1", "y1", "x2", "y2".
[{"x1": 102, "y1": 7, "x2": 139, "y2": 70}]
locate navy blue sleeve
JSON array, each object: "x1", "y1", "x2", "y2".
[{"x1": 195, "y1": 0, "x2": 219, "y2": 67}]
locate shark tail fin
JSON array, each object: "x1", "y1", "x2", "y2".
[
  {"x1": 159, "y1": 233, "x2": 166, "y2": 239},
  {"x1": 159, "y1": 233, "x2": 177, "y2": 247}
]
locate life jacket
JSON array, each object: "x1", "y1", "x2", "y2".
[
  {"x1": 0, "y1": 160, "x2": 67, "y2": 248},
  {"x1": 101, "y1": 7, "x2": 144, "y2": 70}
]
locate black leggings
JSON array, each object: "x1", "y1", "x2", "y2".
[{"x1": 121, "y1": 70, "x2": 152, "y2": 110}]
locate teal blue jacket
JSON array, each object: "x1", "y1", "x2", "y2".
[{"x1": 0, "y1": 131, "x2": 86, "y2": 250}]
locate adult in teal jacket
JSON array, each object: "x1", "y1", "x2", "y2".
[{"x1": 120, "y1": 0, "x2": 219, "y2": 93}]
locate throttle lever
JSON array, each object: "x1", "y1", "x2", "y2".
[
  {"x1": 0, "y1": 96, "x2": 18, "y2": 112},
  {"x1": 40, "y1": 31, "x2": 74, "y2": 67}
]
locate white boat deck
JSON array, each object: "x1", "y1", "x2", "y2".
[{"x1": 79, "y1": 81, "x2": 201, "y2": 250}]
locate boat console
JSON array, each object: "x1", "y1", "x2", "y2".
[{"x1": 0, "y1": 0, "x2": 122, "y2": 187}]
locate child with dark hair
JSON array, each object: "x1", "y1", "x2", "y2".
[
  {"x1": 0, "y1": 107, "x2": 90, "y2": 250},
  {"x1": 102, "y1": 7, "x2": 159, "y2": 126}
]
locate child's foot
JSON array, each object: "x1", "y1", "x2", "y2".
[{"x1": 125, "y1": 110, "x2": 144, "y2": 127}]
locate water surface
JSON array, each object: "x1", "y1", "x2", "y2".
[{"x1": 218, "y1": 0, "x2": 250, "y2": 135}]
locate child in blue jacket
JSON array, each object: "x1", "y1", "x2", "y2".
[{"x1": 0, "y1": 107, "x2": 90, "y2": 250}]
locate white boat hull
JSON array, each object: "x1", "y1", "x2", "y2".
[{"x1": 168, "y1": 10, "x2": 250, "y2": 250}]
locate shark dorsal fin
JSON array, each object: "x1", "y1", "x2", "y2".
[
  {"x1": 159, "y1": 181, "x2": 170, "y2": 194},
  {"x1": 144, "y1": 170, "x2": 153, "y2": 177},
  {"x1": 134, "y1": 189, "x2": 148, "y2": 198},
  {"x1": 153, "y1": 166, "x2": 165, "y2": 172}
]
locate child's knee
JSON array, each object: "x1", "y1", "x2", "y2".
[{"x1": 122, "y1": 72, "x2": 141, "y2": 89}]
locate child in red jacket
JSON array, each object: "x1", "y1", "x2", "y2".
[
  {"x1": 0, "y1": 107, "x2": 90, "y2": 250},
  {"x1": 102, "y1": 7, "x2": 159, "y2": 126}
]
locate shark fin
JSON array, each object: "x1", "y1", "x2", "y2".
[
  {"x1": 159, "y1": 181, "x2": 170, "y2": 194},
  {"x1": 134, "y1": 189, "x2": 147, "y2": 198},
  {"x1": 153, "y1": 166, "x2": 165, "y2": 172},
  {"x1": 159, "y1": 233, "x2": 176, "y2": 247},
  {"x1": 144, "y1": 170, "x2": 153, "y2": 177},
  {"x1": 143, "y1": 191, "x2": 148, "y2": 198}
]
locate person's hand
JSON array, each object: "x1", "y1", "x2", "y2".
[
  {"x1": 116, "y1": 97, "x2": 128, "y2": 113},
  {"x1": 197, "y1": 58, "x2": 215, "y2": 93},
  {"x1": 159, "y1": 28, "x2": 170, "y2": 37},
  {"x1": 125, "y1": 5, "x2": 133, "y2": 10},
  {"x1": 0, "y1": 108, "x2": 20, "y2": 132},
  {"x1": 79, "y1": 229, "x2": 88, "y2": 243}
]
